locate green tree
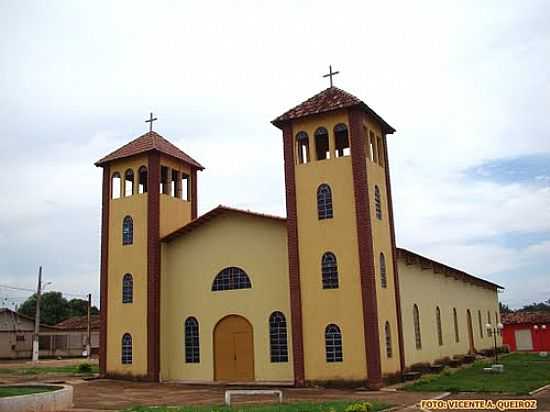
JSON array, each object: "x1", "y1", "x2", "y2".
[
  {"x1": 499, "y1": 302, "x2": 513, "y2": 313},
  {"x1": 521, "y1": 298, "x2": 550, "y2": 312},
  {"x1": 18, "y1": 291, "x2": 69, "y2": 325},
  {"x1": 67, "y1": 298, "x2": 99, "y2": 317}
]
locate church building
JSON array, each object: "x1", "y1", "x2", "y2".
[{"x1": 95, "y1": 85, "x2": 502, "y2": 388}]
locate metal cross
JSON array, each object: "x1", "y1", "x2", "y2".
[
  {"x1": 323, "y1": 65, "x2": 340, "y2": 87},
  {"x1": 145, "y1": 112, "x2": 158, "y2": 132}
]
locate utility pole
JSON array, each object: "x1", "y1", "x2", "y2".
[
  {"x1": 86, "y1": 293, "x2": 91, "y2": 360},
  {"x1": 32, "y1": 266, "x2": 42, "y2": 363}
]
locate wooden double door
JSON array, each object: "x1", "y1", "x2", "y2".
[{"x1": 214, "y1": 315, "x2": 254, "y2": 381}]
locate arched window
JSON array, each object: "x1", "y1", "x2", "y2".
[
  {"x1": 138, "y1": 166, "x2": 148, "y2": 194},
  {"x1": 369, "y1": 131, "x2": 377, "y2": 163},
  {"x1": 121, "y1": 333, "x2": 132, "y2": 364},
  {"x1": 317, "y1": 184, "x2": 333, "y2": 220},
  {"x1": 122, "y1": 273, "x2": 133, "y2": 304},
  {"x1": 296, "y1": 131, "x2": 310, "y2": 164},
  {"x1": 380, "y1": 253, "x2": 387, "y2": 288},
  {"x1": 321, "y1": 252, "x2": 339, "y2": 289},
  {"x1": 315, "y1": 127, "x2": 330, "y2": 160},
  {"x1": 212, "y1": 267, "x2": 251, "y2": 291},
  {"x1": 111, "y1": 172, "x2": 121, "y2": 199},
  {"x1": 122, "y1": 216, "x2": 133, "y2": 245},
  {"x1": 478, "y1": 310, "x2": 484, "y2": 338},
  {"x1": 269, "y1": 311, "x2": 288, "y2": 363},
  {"x1": 375, "y1": 186, "x2": 382, "y2": 220},
  {"x1": 487, "y1": 311, "x2": 492, "y2": 337},
  {"x1": 124, "y1": 169, "x2": 134, "y2": 196},
  {"x1": 385, "y1": 321, "x2": 392, "y2": 358},
  {"x1": 184, "y1": 317, "x2": 200, "y2": 363},
  {"x1": 325, "y1": 324, "x2": 343, "y2": 362},
  {"x1": 436, "y1": 306, "x2": 443, "y2": 346},
  {"x1": 453, "y1": 308, "x2": 460, "y2": 342},
  {"x1": 413, "y1": 304, "x2": 422, "y2": 349},
  {"x1": 334, "y1": 124, "x2": 350, "y2": 157}
]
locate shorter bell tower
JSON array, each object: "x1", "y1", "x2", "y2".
[
  {"x1": 95, "y1": 128, "x2": 203, "y2": 381},
  {"x1": 273, "y1": 85, "x2": 404, "y2": 388}
]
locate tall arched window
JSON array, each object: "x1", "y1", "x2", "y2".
[
  {"x1": 325, "y1": 324, "x2": 343, "y2": 362},
  {"x1": 296, "y1": 131, "x2": 310, "y2": 164},
  {"x1": 385, "y1": 321, "x2": 392, "y2": 358},
  {"x1": 138, "y1": 166, "x2": 148, "y2": 194},
  {"x1": 334, "y1": 123, "x2": 350, "y2": 157},
  {"x1": 212, "y1": 267, "x2": 251, "y2": 291},
  {"x1": 380, "y1": 253, "x2": 387, "y2": 288},
  {"x1": 111, "y1": 172, "x2": 121, "y2": 199},
  {"x1": 317, "y1": 184, "x2": 333, "y2": 220},
  {"x1": 487, "y1": 311, "x2": 492, "y2": 337},
  {"x1": 315, "y1": 127, "x2": 330, "y2": 160},
  {"x1": 413, "y1": 304, "x2": 422, "y2": 349},
  {"x1": 184, "y1": 317, "x2": 200, "y2": 363},
  {"x1": 321, "y1": 252, "x2": 339, "y2": 289},
  {"x1": 122, "y1": 273, "x2": 133, "y2": 304},
  {"x1": 269, "y1": 311, "x2": 288, "y2": 363},
  {"x1": 121, "y1": 333, "x2": 132, "y2": 364},
  {"x1": 122, "y1": 216, "x2": 133, "y2": 245},
  {"x1": 375, "y1": 186, "x2": 382, "y2": 220},
  {"x1": 124, "y1": 169, "x2": 134, "y2": 197},
  {"x1": 453, "y1": 308, "x2": 460, "y2": 342},
  {"x1": 436, "y1": 306, "x2": 443, "y2": 346},
  {"x1": 478, "y1": 310, "x2": 484, "y2": 338}
]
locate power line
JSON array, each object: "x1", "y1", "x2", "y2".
[{"x1": 0, "y1": 284, "x2": 89, "y2": 298}]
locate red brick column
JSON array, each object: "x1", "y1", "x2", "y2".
[
  {"x1": 147, "y1": 152, "x2": 161, "y2": 381},
  {"x1": 99, "y1": 166, "x2": 110, "y2": 376},
  {"x1": 348, "y1": 108, "x2": 383, "y2": 389},
  {"x1": 282, "y1": 123, "x2": 305, "y2": 386}
]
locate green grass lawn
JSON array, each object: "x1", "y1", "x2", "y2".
[
  {"x1": 122, "y1": 400, "x2": 389, "y2": 412},
  {"x1": 0, "y1": 363, "x2": 99, "y2": 376},
  {"x1": 0, "y1": 385, "x2": 60, "y2": 398},
  {"x1": 404, "y1": 352, "x2": 550, "y2": 394}
]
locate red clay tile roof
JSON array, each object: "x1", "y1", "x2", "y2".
[
  {"x1": 161, "y1": 205, "x2": 286, "y2": 242},
  {"x1": 54, "y1": 315, "x2": 101, "y2": 331},
  {"x1": 502, "y1": 311, "x2": 550, "y2": 325},
  {"x1": 95, "y1": 131, "x2": 204, "y2": 170},
  {"x1": 396, "y1": 247, "x2": 504, "y2": 291},
  {"x1": 272, "y1": 87, "x2": 396, "y2": 134}
]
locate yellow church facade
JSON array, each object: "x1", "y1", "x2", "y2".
[{"x1": 95, "y1": 86, "x2": 502, "y2": 388}]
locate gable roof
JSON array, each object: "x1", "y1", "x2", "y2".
[
  {"x1": 396, "y1": 247, "x2": 503, "y2": 291},
  {"x1": 272, "y1": 86, "x2": 395, "y2": 134},
  {"x1": 55, "y1": 315, "x2": 101, "y2": 331},
  {"x1": 501, "y1": 311, "x2": 550, "y2": 325},
  {"x1": 161, "y1": 205, "x2": 286, "y2": 242},
  {"x1": 95, "y1": 131, "x2": 204, "y2": 170}
]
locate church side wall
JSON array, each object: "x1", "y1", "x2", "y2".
[
  {"x1": 106, "y1": 155, "x2": 149, "y2": 377},
  {"x1": 160, "y1": 213, "x2": 293, "y2": 382},
  {"x1": 398, "y1": 260, "x2": 502, "y2": 366},
  {"x1": 293, "y1": 111, "x2": 368, "y2": 382}
]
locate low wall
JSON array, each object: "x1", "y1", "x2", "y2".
[{"x1": 0, "y1": 384, "x2": 73, "y2": 412}]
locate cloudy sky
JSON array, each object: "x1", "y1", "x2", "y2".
[{"x1": 1, "y1": 1, "x2": 549, "y2": 309}]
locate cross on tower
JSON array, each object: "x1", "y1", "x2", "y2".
[
  {"x1": 145, "y1": 112, "x2": 158, "y2": 132},
  {"x1": 322, "y1": 65, "x2": 340, "y2": 88}
]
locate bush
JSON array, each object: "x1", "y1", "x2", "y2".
[
  {"x1": 77, "y1": 363, "x2": 92, "y2": 373},
  {"x1": 344, "y1": 401, "x2": 373, "y2": 412}
]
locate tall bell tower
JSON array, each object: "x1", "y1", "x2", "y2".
[
  {"x1": 95, "y1": 129, "x2": 203, "y2": 381},
  {"x1": 273, "y1": 85, "x2": 404, "y2": 388}
]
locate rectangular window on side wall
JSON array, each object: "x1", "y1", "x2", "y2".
[
  {"x1": 369, "y1": 131, "x2": 377, "y2": 163},
  {"x1": 181, "y1": 174, "x2": 190, "y2": 201},
  {"x1": 377, "y1": 136, "x2": 385, "y2": 167},
  {"x1": 171, "y1": 169, "x2": 179, "y2": 197}
]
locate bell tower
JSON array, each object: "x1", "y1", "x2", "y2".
[
  {"x1": 273, "y1": 86, "x2": 404, "y2": 388},
  {"x1": 95, "y1": 129, "x2": 203, "y2": 381}
]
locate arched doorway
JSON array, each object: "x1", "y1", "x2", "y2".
[
  {"x1": 466, "y1": 309, "x2": 475, "y2": 353},
  {"x1": 214, "y1": 315, "x2": 254, "y2": 381}
]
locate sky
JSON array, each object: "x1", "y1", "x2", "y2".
[{"x1": 0, "y1": 0, "x2": 549, "y2": 310}]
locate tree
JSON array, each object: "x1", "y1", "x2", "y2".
[
  {"x1": 521, "y1": 298, "x2": 550, "y2": 312},
  {"x1": 18, "y1": 292, "x2": 99, "y2": 325},
  {"x1": 499, "y1": 302, "x2": 513, "y2": 314}
]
